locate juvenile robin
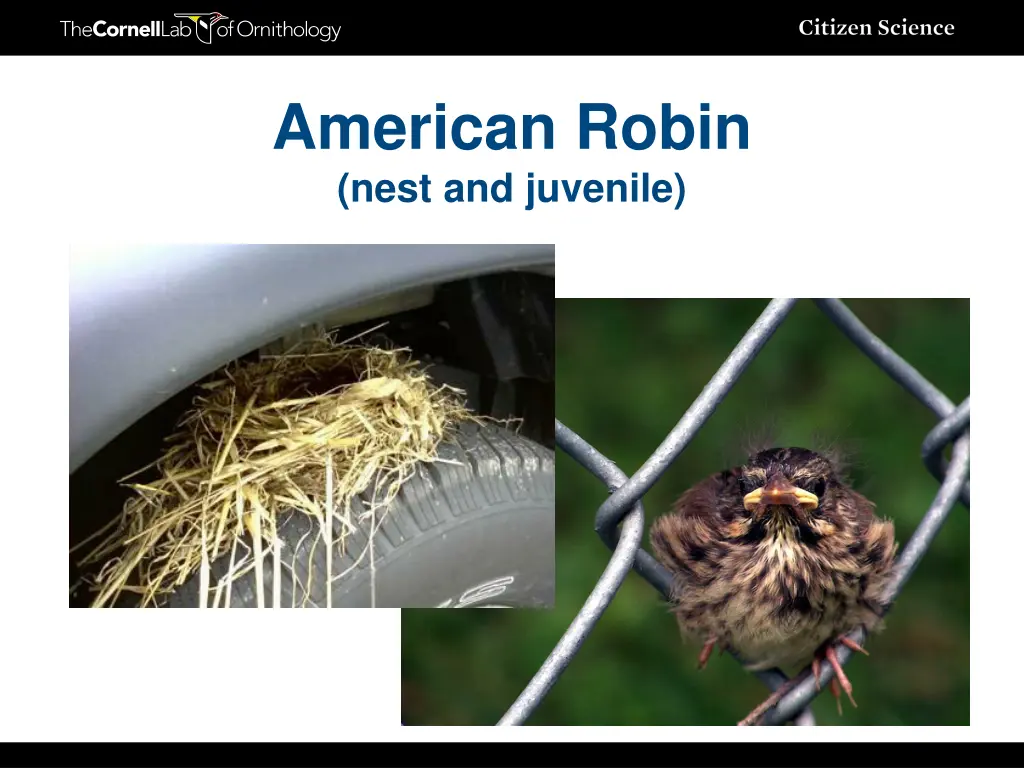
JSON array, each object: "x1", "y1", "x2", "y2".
[{"x1": 649, "y1": 447, "x2": 897, "y2": 725}]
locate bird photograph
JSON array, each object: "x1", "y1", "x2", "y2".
[
  {"x1": 401, "y1": 298, "x2": 969, "y2": 726},
  {"x1": 650, "y1": 445, "x2": 896, "y2": 725}
]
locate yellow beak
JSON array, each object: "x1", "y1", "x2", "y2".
[{"x1": 743, "y1": 481, "x2": 819, "y2": 512}]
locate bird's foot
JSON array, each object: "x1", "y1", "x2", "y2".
[
  {"x1": 811, "y1": 635, "x2": 865, "y2": 713},
  {"x1": 839, "y1": 634, "x2": 869, "y2": 656},
  {"x1": 830, "y1": 677, "x2": 845, "y2": 716},
  {"x1": 696, "y1": 636, "x2": 718, "y2": 670},
  {"x1": 825, "y1": 645, "x2": 857, "y2": 711}
]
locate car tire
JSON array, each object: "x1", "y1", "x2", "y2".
[{"x1": 163, "y1": 422, "x2": 555, "y2": 608}]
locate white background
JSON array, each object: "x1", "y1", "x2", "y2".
[{"x1": 1, "y1": 54, "x2": 1016, "y2": 740}]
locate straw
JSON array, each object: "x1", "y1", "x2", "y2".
[{"x1": 75, "y1": 333, "x2": 475, "y2": 608}]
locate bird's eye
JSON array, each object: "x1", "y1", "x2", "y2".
[
  {"x1": 794, "y1": 477, "x2": 827, "y2": 498},
  {"x1": 740, "y1": 475, "x2": 758, "y2": 494}
]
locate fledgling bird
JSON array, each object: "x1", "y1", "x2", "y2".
[{"x1": 649, "y1": 447, "x2": 897, "y2": 724}]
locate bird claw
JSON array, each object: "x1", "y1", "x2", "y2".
[
  {"x1": 809, "y1": 634, "x2": 864, "y2": 713},
  {"x1": 824, "y1": 645, "x2": 858, "y2": 711},
  {"x1": 839, "y1": 634, "x2": 870, "y2": 656},
  {"x1": 830, "y1": 678, "x2": 844, "y2": 716},
  {"x1": 697, "y1": 637, "x2": 717, "y2": 670}
]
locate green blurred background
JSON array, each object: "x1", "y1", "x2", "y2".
[{"x1": 401, "y1": 299, "x2": 969, "y2": 726}]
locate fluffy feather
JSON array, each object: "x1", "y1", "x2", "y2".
[{"x1": 650, "y1": 447, "x2": 897, "y2": 674}]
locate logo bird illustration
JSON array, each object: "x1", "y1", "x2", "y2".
[{"x1": 174, "y1": 12, "x2": 228, "y2": 44}]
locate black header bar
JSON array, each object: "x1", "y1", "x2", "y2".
[{"x1": 12, "y1": 10, "x2": 1023, "y2": 55}]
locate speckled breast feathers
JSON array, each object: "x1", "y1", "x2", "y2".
[{"x1": 650, "y1": 447, "x2": 897, "y2": 672}]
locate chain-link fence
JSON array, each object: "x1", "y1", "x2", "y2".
[{"x1": 498, "y1": 298, "x2": 970, "y2": 727}]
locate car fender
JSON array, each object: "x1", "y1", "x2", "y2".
[{"x1": 70, "y1": 243, "x2": 555, "y2": 472}]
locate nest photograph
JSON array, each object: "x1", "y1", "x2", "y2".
[{"x1": 69, "y1": 244, "x2": 556, "y2": 609}]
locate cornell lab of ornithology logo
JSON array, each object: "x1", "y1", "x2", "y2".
[
  {"x1": 59, "y1": 14, "x2": 228, "y2": 44},
  {"x1": 60, "y1": 15, "x2": 343, "y2": 44}
]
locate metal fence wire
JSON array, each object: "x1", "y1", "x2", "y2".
[{"x1": 497, "y1": 298, "x2": 970, "y2": 727}]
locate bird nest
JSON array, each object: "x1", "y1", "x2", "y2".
[{"x1": 73, "y1": 334, "x2": 475, "y2": 608}]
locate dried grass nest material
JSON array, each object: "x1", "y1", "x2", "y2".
[{"x1": 74, "y1": 335, "x2": 477, "y2": 608}]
